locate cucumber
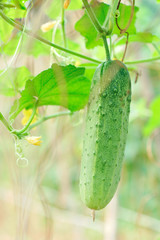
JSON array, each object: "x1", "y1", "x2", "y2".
[{"x1": 80, "y1": 60, "x2": 131, "y2": 210}]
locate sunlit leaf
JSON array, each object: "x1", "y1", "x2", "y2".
[
  {"x1": 0, "y1": 18, "x2": 14, "y2": 43},
  {"x1": 10, "y1": 64, "x2": 91, "y2": 119},
  {"x1": 4, "y1": 8, "x2": 26, "y2": 18},
  {"x1": 67, "y1": 0, "x2": 82, "y2": 10},
  {"x1": 75, "y1": 0, "x2": 107, "y2": 49},
  {"x1": 116, "y1": 32, "x2": 160, "y2": 45},
  {"x1": 75, "y1": 0, "x2": 139, "y2": 49}
]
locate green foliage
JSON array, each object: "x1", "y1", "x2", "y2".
[
  {"x1": 75, "y1": 1, "x2": 139, "y2": 49},
  {"x1": 1, "y1": 30, "x2": 52, "y2": 57},
  {"x1": 116, "y1": 32, "x2": 160, "y2": 45},
  {"x1": 0, "y1": 18, "x2": 14, "y2": 43},
  {"x1": 13, "y1": 0, "x2": 27, "y2": 10},
  {"x1": 78, "y1": 63, "x2": 97, "y2": 80},
  {"x1": 0, "y1": 66, "x2": 32, "y2": 96},
  {"x1": 143, "y1": 96, "x2": 160, "y2": 136},
  {"x1": 75, "y1": 1, "x2": 108, "y2": 49},
  {"x1": 67, "y1": 0, "x2": 82, "y2": 10},
  {"x1": 10, "y1": 64, "x2": 91, "y2": 120},
  {"x1": 4, "y1": 7, "x2": 26, "y2": 18},
  {"x1": 0, "y1": 0, "x2": 27, "y2": 11},
  {"x1": 2, "y1": 26, "x2": 80, "y2": 58}
]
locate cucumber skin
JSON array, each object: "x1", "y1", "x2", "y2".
[{"x1": 80, "y1": 60, "x2": 131, "y2": 210}]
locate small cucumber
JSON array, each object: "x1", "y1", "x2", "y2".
[{"x1": 80, "y1": 60, "x2": 131, "y2": 210}]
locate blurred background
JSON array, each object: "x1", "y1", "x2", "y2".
[{"x1": 0, "y1": 0, "x2": 160, "y2": 239}]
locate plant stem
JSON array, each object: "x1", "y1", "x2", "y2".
[
  {"x1": 61, "y1": 0, "x2": 67, "y2": 48},
  {"x1": 103, "y1": 0, "x2": 119, "y2": 34},
  {"x1": 0, "y1": 3, "x2": 16, "y2": 8},
  {"x1": 102, "y1": 36, "x2": 110, "y2": 61},
  {"x1": 82, "y1": 0, "x2": 110, "y2": 61},
  {"x1": 0, "y1": 112, "x2": 13, "y2": 132},
  {"x1": 0, "y1": 10, "x2": 101, "y2": 64},
  {"x1": 28, "y1": 111, "x2": 72, "y2": 130},
  {"x1": 109, "y1": 36, "x2": 112, "y2": 58},
  {"x1": 82, "y1": 0, "x2": 104, "y2": 34},
  {"x1": 124, "y1": 56, "x2": 160, "y2": 65},
  {"x1": 14, "y1": 103, "x2": 37, "y2": 135}
]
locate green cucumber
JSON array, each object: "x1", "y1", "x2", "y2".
[{"x1": 80, "y1": 60, "x2": 131, "y2": 210}]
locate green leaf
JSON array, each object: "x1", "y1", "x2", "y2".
[
  {"x1": 75, "y1": 1, "x2": 139, "y2": 49},
  {"x1": 116, "y1": 32, "x2": 160, "y2": 45},
  {"x1": 79, "y1": 63, "x2": 97, "y2": 80},
  {"x1": 75, "y1": 1, "x2": 107, "y2": 49},
  {"x1": 0, "y1": 18, "x2": 14, "y2": 43},
  {"x1": 13, "y1": 0, "x2": 26, "y2": 10},
  {"x1": 1, "y1": 0, "x2": 27, "y2": 9},
  {"x1": 10, "y1": 64, "x2": 91, "y2": 119},
  {"x1": 143, "y1": 96, "x2": 160, "y2": 136},
  {"x1": 4, "y1": 7, "x2": 26, "y2": 18},
  {"x1": 0, "y1": 67, "x2": 32, "y2": 96},
  {"x1": 67, "y1": 0, "x2": 82, "y2": 10}
]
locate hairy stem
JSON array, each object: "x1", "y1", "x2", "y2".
[
  {"x1": 0, "y1": 3, "x2": 16, "y2": 8},
  {"x1": 29, "y1": 111, "x2": 72, "y2": 130},
  {"x1": 0, "y1": 10, "x2": 101, "y2": 64},
  {"x1": 102, "y1": 36, "x2": 111, "y2": 61},
  {"x1": 61, "y1": 0, "x2": 67, "y2": 48},
  {"x1": 124, "y1": 56, "x2": 160, "y2": 64},
  {"x1": 15, "y1": 103, "x2": 38, "y2": 135},
  {"x1": 103, "y1": 0, "x2": 119, "y2": 34},
  {"x1": 82, "y1": 0, "x2": 104, "y2": 34},
  {"x1": 82, "y1": 0, "x2": 110, "y2": 61},
  {"x1": 0, "y1": 112, "x2": 13, "y2": 132}
]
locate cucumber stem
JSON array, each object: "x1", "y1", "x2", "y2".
[
  {"x1": 103, "y1": 0, "x2": 119, "y2": 34},
  {"x1": 102, "y1": 36, "x2": 111, "y2": 61},
  {"x1": 82, "y1": 0, "x2": 110, "y2": 61}
]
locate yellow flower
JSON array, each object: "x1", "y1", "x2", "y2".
[
  {"x1": 64, "y1": 0, "x2": 71, "y2": 9},
  {"x1": 75, "y1": 61, "x2": 81, "y2": 67},
  {"x1": 26, "y1": 136, "x2": 42, "y2": 146},
  {"x1": 41, "y1": 21, "x2": 57, "y2": 32},
  {"x1": 21, "y1": 109, "x2": 38, "y2": 126}
]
